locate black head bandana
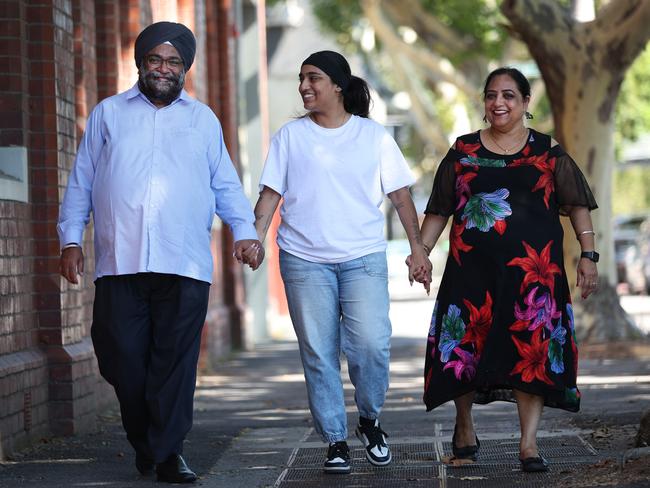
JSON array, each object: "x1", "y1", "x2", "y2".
[
  {"x1": 302, "y1": 51, "x2": 352, "y2": 91},
  {"x1": 134, "y1": 21, "x2": 196, "y2": 71}
]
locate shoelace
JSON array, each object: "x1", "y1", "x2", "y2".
[
  {"x1": 328, "y1": 442, "x2": 349, "y2": 459},
  {"x1": 362, "y1": 424, "x2": 389, "y2": 448}
]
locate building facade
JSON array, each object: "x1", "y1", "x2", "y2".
[{"x1": 0, "y1": 0, "x2": 267, "y2": 457}]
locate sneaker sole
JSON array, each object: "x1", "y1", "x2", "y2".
[
  {"x1": 323, "y1": 465, "x2": 351, "y2": 474},
  {"x1": 355, "y1": 428, "x2": 392, "y2": 466}
]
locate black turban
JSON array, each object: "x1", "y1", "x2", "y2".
[
  {"x1": 302, "y1": 51, "x2": 352, "y2": 91},
  {"x1": 134, "y1": 21, "x2": 196, "y2": 71}
]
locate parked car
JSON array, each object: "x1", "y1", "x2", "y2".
[{"x1": 614, "y1": 213, "x2": 650, "y2": 294}]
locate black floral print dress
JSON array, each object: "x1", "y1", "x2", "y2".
[{"x1": 423, "y1": 129, "x2": 597, "y2": 412}]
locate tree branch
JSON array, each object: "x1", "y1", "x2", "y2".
[
  {"x1": 595, "y1": 0, "x2": 650, "y2": 64},
  {"x1": 361, "y1": 0, "x2": 478, "y2": 101},
  {"x1": 382, "y1": 0, "x2": 478, "y2": 57}
]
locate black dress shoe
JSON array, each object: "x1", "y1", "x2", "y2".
[
  {"x1": 451, "y1": 424, "x2": 480, "y2": 461},
  {"x1": 135, "y1": 452, "x2": 155, "y2": 476},
  {"x1": 156, "y1": 454, "x2": 197, "y2": 483},
  {"x1": 520, "y1": 455, "x2": 549, "y2": 472}
]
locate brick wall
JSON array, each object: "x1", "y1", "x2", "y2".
[
  {"x1": 0, "y1": 0, "x2": 247, "y2": 458},
  {"x1": 0, "y1": 0, "x2": 50, "y2": 456}
]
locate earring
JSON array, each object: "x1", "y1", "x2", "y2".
[
  {"x1": 482, "y1": 115, "x2": 487, "y2": 123},
  {"x1": 525, "y1": 111, "x2": 533, "y2": 120}
]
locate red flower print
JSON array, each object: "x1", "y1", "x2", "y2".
[
  {"x1": 511, "y1": 152, "x2": 556, "y2": 209},
  {"x1": 511, "y1": 152, "x2": 548, "y2": 169},
  {"x1": 456, "y1": 140, "x2": 481, "y2": 157},
  {"x1": 507, "y1": 241, "x2": 561, "y2": 294},
  {"x1": 494, "y1": 219, "x2": 507, "y2": 235},
  {"x1": 455, "y1": 172, "x2": 477, "y2": 211},
  {"x1": 531, "y1": 157, "x2": 556, "y2": 208},
  {"x1": 510, "y1": 329, "x2": 553, "y2": 385},
  {"x1": 461, "y1": 291, "x2": 493, "y2": 354},
  {"x1": 450, "y1": 220, "x2": 473, "y2": 265}
]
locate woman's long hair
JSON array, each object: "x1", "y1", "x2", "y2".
[{"x1": 343, "y1": 75, "x2": 371, "y2": 118}]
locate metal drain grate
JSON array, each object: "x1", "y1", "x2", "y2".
[
  {"x1": 276, "y1": 435, "x2": 599, "y2": 487},
  {"x1": 290, "y1": 444, "x2": 437, "y2": 467},
  {"x1": 278, "y1": 479, "x2": 440, "y2": 488},
  {"x1": 441, "y1": 437, "x2": 597, "y2": 462},
  {"x1": 281, "y1": 466, "x2": 440, "y2": 481}
]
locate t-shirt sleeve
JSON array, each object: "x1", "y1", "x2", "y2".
[
  {"x1": 259, "y1": 129, "x2": 288, "y2": 195},
  {"x1": 551, "y1": 145, "x2": 598, "y2": 215},
  {"x1": 424, "y1": 149, "x2": 459, "y2": 216},
  {"x1": 379, "y1": 129, "x2": 416, "y2": 194}
]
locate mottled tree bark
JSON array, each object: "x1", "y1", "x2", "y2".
[{"x1": 502, "y1": 0, "x2": 650, "y2": 341}]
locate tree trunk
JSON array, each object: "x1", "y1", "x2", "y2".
[{"x1": 502, "y1": 0, "x2": 650, "y2": 341}]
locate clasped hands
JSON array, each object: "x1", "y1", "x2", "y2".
[
  {"x1": 234, "y1": 239, "x2": 265, "y2": 270},
  {"x1": 405, "y1": 246, "x2": 433, "y2": 295}
]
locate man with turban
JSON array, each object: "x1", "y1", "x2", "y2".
[{"x1": 57, "y1": 22, "x2": 263, "y2": 483}]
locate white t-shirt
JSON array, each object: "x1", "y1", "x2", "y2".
[{"x1": 259, "y1": 114, "x2": 415, "y2": 263}]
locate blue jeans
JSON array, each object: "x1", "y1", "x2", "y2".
[{"x1": 279, "y1": 250, "x2": 392, "y2": 443}]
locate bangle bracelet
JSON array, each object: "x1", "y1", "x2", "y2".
[
  {"x1": 577, "y1": 230, "x2": 595, "y2": 238},
  {"x1": 423, "y1": 244, "x2": 431, "y2": 256}
]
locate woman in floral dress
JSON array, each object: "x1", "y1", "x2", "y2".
[{"x1": 413, "y1": 67, "x2": 599, "y2": 472}]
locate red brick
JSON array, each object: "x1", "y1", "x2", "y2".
[
  {"x1": 38, "y1": 329, "x2": 63, "y2": 346},
  {"x1": 0, "y1": 19, "x2": 23, "y2": 38},
  {"x1": 0, "y1": 110, "x2": 24, "y2": 129},
  {"x1": 0, "y1": 2, "x2": 21, "y2": 18},
  {"x1": 0, "y1": 129, "x2": 25, "y2": 145},
  {"x1": 48, "y1": 382, "x2": 72, "y2": 400},
  {"x1": 33, "y1": 256, "x2": 58, "y2": 274},
  {"x1": 27, "y1": 23, "x2": 54, "y2": 43},
  {"x1": 47, "y1": 400, "x2": 73, "y2": 419},
  {"x1": 29, "y1": 60, "x2": 56, "y2": 79},
  {"x1": 2, "y1": 74, "x2": 25, "y2": 92},
  {"x1": 32, "y1": 275, "x2": 60, "y2": 295},
  {"x1": 27, "y1": 40, "x2": 55, "y2": 60},
  {"x1": 0, "y1": 36, "x2": 21, "y2": 56},
  {"x1": 31, "y1": 203, "x2": 59, "y2": 221}
]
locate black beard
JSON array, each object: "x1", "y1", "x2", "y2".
[{"x1": 138, "y1": 69, "x2": 184, "y2": 105}]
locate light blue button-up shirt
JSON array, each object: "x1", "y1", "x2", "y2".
[{"x1": 57, "y1": 84, "x2": 257, "y2": 283}]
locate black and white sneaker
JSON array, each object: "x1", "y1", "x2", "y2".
[
  {"x1": 323, "y1": 441, "x2": 351, "y2": 474},
  {"x1": 355, "y1": 417, "x2": 391, "y2": 466}
]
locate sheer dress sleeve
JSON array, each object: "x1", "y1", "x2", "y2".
[
  {"x1": 424, "y1": 148, "x2": 460, "y2": 216},
  {"x1": 551, "y1": 145, "x2": 598, "y2": 216}
]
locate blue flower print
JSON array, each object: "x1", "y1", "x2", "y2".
[
  {"x1": 439, "y1": 304, "x2": 466, "y2": 363},
  {"x1": 462, "y1": 189, "x2": 512, "y2": 232}
]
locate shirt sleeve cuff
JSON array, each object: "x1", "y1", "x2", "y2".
[
  {"x1": 57, "y1": 224, "x2": 85, "y2": 250},
  {"x1": 231, "y1": 223, "x2": 259, "y2": 242},
  {"x1": 61, "y1": 243, "x2": 81, "y2": 251}
]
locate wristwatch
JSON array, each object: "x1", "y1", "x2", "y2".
[{"x1": 580, "y1": 251, "x2": 599, "y2": 263}]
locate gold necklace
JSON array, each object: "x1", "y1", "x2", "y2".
[{"x1": 486, "y1": 128, "x2": 528, "y2": 154}]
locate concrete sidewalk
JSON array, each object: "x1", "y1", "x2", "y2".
[{"x1": 1, "y1": 329, "x2": 649, "y2": 487}]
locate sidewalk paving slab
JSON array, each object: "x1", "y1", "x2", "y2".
[{"x1": 1, "y1": 337, "x2": 649, "y2": 487}]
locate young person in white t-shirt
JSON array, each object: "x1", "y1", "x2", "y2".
[{"x1": 250, "y1": 50, "x2": 431, "y2": 474}]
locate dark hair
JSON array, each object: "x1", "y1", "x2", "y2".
[
  {"x1": 483, "y1": 67, "x2": 531, "y2": 99},
  {"x1": 343, "y1": 75, "x2": 372, "y2": 118}
]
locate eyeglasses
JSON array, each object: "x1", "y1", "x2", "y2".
[{"x1": 145, "y1": 55, "x2": 184, "y2": 70}]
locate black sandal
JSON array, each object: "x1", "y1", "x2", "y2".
[
  {"x1": 451, "y1": 424, "x2": 480, "y2": 461},
  {"x1": 519, "y1": 455, "x2": 548, "y2": 472}
]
